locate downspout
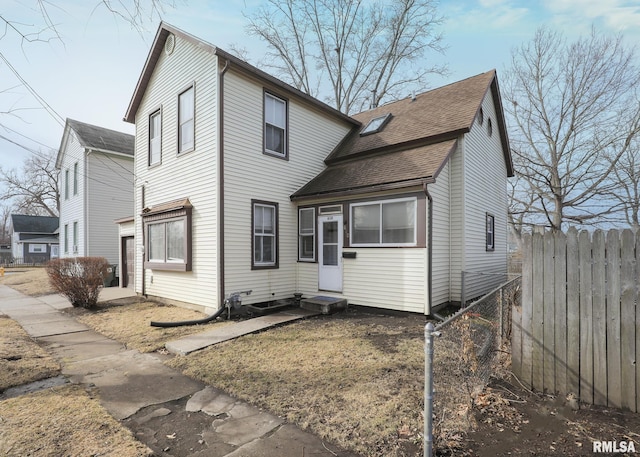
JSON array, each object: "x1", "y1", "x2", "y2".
[
  {"x1": 423, "y1": 182, "x2": 433, "y2": 315},
  {"x1": 218, "y1": 58, "x2": 230, "y2": 309},
  {"x1": 141, "y1": 184, "x2": 146, "y2": 297}
]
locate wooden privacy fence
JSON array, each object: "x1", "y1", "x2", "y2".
[{"x1": 512, "y1": 228, "x2": 639, "y2": 412}]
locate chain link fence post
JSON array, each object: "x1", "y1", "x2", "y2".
[{"x1": 424, "y1": 322, "x2": 440, "y2": 457}]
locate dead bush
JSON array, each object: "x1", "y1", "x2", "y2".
[{"x1": 46, "y1": 257, "x2": 110, "y2": 309}]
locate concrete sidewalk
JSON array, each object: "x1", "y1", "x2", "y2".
[{"x1": 0, "y1": 285, "x2": 359, "y2": 457}]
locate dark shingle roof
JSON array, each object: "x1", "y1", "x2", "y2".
[
  {"x1": 11, "y1": 214, "x2": 59, "y2": 234},
  {"x1": 292, "y1": 71, "x2": 512, "y2": 199},
  {"x1": 67, "y1": 119, "x2": 134, "y2": 156}
]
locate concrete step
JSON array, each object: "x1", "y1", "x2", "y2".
[{"x1": 300, "y1": 296, "x2": 348, "y2": 315}]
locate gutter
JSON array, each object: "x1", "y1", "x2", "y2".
[{"x1": 218, "y1": 58, "x2": 230, "y2": 309}]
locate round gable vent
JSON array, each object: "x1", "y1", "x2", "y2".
[{"x1": 165, "y1": 33, "x2": 176, "y2": 55}]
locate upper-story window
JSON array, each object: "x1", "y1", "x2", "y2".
[
  {"x1": 486, "y1": 213, "x2": 495, "y2": 251},
  {"x1": 264, "y1": 92, "x2": 287, "y2": 159},
  {"x1": 64, "y1": 169, "x2": 69, "y2": 200},
  {"x1": 149, "y1": 110, "x2": 162, "y2": 165},
  {"x1": 73, "y1": 162, "x2": 78, "y2": 195},
  {"x1": 178, "y1": 86, "x2": 194, "y2": 153}
]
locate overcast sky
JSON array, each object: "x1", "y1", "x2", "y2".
[{"x1": 1, "y1": 0, "x2": 639, "y2": 180}]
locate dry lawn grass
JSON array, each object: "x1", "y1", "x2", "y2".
[
  {"x1": 75, "y1": 302, "x2": 232, "y2": 353},
  {"x1": 0, "y1": 384, "x2": 152, "y2": 457},
  {"x1": 167, "y1": 313, "x2": 425, "y2": 457},
  {"x1": 0, "y1": 316, "x2": 60, "y2": 392},
  {"x1": 0, "y1": 268, "x2": 55, "y2": 296}
]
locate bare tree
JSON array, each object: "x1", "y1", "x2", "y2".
[
  {"x1": 0, "y1": 202, "x2": 12, "y2": 244},
  {"x1": 0, "y1": 149, "x2": 59, "y2": 217},
  {"x1": 607, "y1": 137, "x2": 640, "y2": 230},
  {"x1": 504, "y1": 27, "x2": 640, "y2": 237},
  {"x1": 244, "y1": 0, "x2": 447, "y2": 114}
]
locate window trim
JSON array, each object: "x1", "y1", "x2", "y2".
[
  {"x1": 65, "y1": 169, "x2": 69, "y2": 200},
  {"x1": 251, "y1": 199, "x2": 279, "y2": 269},
  {"x1": 149, "y1": 108, "x2": 162, "y2": 166},
  {"x1": 486, "y1": 213, "x2": 495, "y2": 252},
  {"x1": 178, "y1": 84, "x2": 195, "y2": 155},
  {"x1": 263, "y1": 91, "x2": 289, "y2": 160},
  {"x1": 349, "y1": 197, "x2": 418, "y2": 247},
  {"x1": 143, "y1": 201, "x2": 192, "y2": 271},
  {"x1": 73, "y1": 162, "x2": 78, "y2": 195},
  {"x1": 298, "y1": 207, "x2": 316, "y2": 262}
]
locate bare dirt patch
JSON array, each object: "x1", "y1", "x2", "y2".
[
  {"x1": 0, "y1": 384, "x2": 152, "y2": 457},
  {"x1": 0, "y1": 316, "x2": 60, "y2": 392},
  {"x1": 0, "y1": 267, "x2": 54, "y2": 296},
  {"x1": 73, "y1": 301, "x2": 232, "y2": 353}
]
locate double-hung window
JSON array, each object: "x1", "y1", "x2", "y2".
[
  {"x1": 298, "y1": 207, "x2": 315, "y2": 261},
  {"x1": 73, "y1": 221, "x2": 78, "y2": 253},
  {"x1": 486, "y1": 213, "x2": 495, "y2": 251},
  {"x1": 350, "y1": 197, "x2": 417, "y2": 246},
  {"x1": 64, "y1": 224, "x2": 69, "y2": 253},
  {"x1": 149, "y1": 110, "x2": 162, "y2": 165},
  {"x1": 73, "y1": 162, "x2": 78, "y2": 195},
  {"x1": 264, "y1": 92, "x2": 287, "y2": 158},
  {"x1": 178, "y1": 86, "x2": 194, "y2": 153},
  {"x1": 143, "y1": 199, "x2": 192, "y2": 271},
  {"x1": 65, "y1": 169, "x2": 69, "y2": 200},
  {"x1": 252, "y1": 200, "x2": 278, "y2": 268}
]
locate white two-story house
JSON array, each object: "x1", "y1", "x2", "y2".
[
  {"x1": 56, "y1": 119, "x2": 135, "y2": 279},
  {"x1": 123, "y1": 23, "x2": 513, "y2": 315}
]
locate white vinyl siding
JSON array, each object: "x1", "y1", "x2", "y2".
[
  {"x1": 58, "y1": 131, "x2": 85, "y2": 258},
  {"x1": 133, "y1": 34, "x2": 218, "y2": 310},
  {"x1": 460, "y1": 92, "x2": 509, "y2": 299},
  {"x1": 223, "y1": 69, "x2": 352, "y2": 306},
  {"x1": 430, "y1": 159, "x2": 452, "y2": 306},
  {"x1": 86, "y1": 152, "x2": 134, "y2": 263}
]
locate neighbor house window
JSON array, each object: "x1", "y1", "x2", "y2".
[
  {"x1": 298, "y1": 207, "x2": 315, "y2": 261},
  {"x1": 252, "y1": 200, "x2": 278, "y2": 268},
  {"x1": 350, "y1": 197, "x2": 417, "y2": 246},
  {"x1": 264, "y1": 92, "x2": 287, "y2": 158},
  {"x1": 149, "y1": 110, "x2": 162, "y2": 165},
  {"x1": 73, "y1": 222, "x2": 78, "y2": 253},
  {"x1": 73, "y1": 162, "x2": 78, "y2": 195},
  {"x1": 28, "y1": 244, "x2": 46, "y2": 253},
  {"x1": 486, "y1": 213, "x2": 495, "y2": 251},
  {"x1": 65, "y1": 169, "x2": 69, "y2": 200},
  {"x1": 178, "y1": 86, "x2": 194, "y2": 153},
  {"x1": 143, "y1": 199, "x2": 192, "y2": 271},
  {"x1": 64, "y1": 224, "x2": 69, "y2": 253}
]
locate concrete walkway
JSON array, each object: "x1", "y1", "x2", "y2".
[{"x1": 0, "y1": 285, "x2": 358, "y2": 457}]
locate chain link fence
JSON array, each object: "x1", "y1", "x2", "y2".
[{"x1": 425, "y1": 276, "x2": 521, "y2": 455}]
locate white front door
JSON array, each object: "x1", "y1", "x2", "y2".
[{"x1": 318, "y1": 214, "x2": 343, "y2": 292}]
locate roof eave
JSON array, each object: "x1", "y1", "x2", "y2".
[{"x1": 291, "y1": 177, "x2": 436, "y2": 201}]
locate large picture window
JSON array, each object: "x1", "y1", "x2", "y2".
[
  {"x1": 351, "y1": 197, "x2": 417, "y2": 246},
  {"x1": 143, "y1": 199, "x2": 192, "y2": 271},
  {"x1": 178, "y1": 86, "x2": 194, "y2": 153},
  {"x1": 149, "y1": 110, "x2": 162, "y2": 165},
  {"x1": 298, "y1": 207, "x2": 315, "y2": 261},
  {"x1": 264, "y1": 92, "x2": 287, "y2": 158},
  {"x1": 252, "y1": 200, "x2": 278, "y2": 268}
]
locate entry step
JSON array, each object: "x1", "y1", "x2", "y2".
[{"x1": 300, "y1": 296, "x2": 348, "y2": 315}]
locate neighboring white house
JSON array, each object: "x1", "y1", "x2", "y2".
[
  {"x1": 56, "y1": 119, "x2": 135, "y2": 275},
  {"x1": 10, "y1": 214, "x2": 59, "y2": 263},
  {"x1": 123, "y1": 22, "x2": 513, "y2": 315}
]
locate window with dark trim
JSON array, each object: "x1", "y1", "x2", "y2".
[
  {"x1": 149, "y1": 110, "x2": 162, "y2": 165},
  {"x1": 178, "y1": 86, "x2": 194, "y2": 154},
  {"x1": 486, "y1": 213, "x2": 495, "y2": 251},
  {"x1": 252, "y1": 200, "x2": 278, "y2": 269},
  {"x1": 298, "y1": 207, "x2": 315, "y2": 261},
  {"x1": 143, "y1": 200, "x2": 192, "y2": 271},
  {"x1": 264, "y1": 92, "x2": 287, "y2": 158},
  {"x1": 487, "y1": 118, "x2": 493, "y2": 137}
]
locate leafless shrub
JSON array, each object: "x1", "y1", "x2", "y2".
[{"x1": 46, "y1": 257, "x2": 110, "y2": 309}]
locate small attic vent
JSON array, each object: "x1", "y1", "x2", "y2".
[
  {"x1": 360, "y1": 113, "x2": 391, "y2": 136},
  {"x1": 165, "y1": 33, "x2": 176, "y2": 55}
]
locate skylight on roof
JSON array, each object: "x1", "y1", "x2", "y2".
[{"x1": 360, "y1": 113, "x2": 391, "y2": 136}]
